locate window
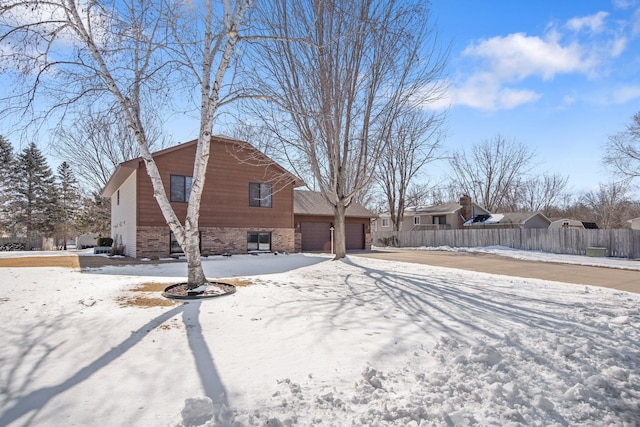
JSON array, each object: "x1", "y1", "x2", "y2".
[
  {"x1": 433, "y1": 215, "x2": 446, "y2": 225},
  {"x1": 249, "y1": 182, "x2": 272, "y2": 207},
  {"x1": 248, "y1": 232, "x2": 271, "y2": 251},
  {"x1": 170, "y1": 231, "x2": 201, "y2": 254},
  {"x1": 170, "y1": 175, "x2": 192, "y2": 203},
  {"x1": 381, "y1": 218, "x2": 389, "y2": 227},
  {"x1": 414, "y1": 216, "x2": 421, "y2": 225},
  {"x1": 117, "y1": 190, "x2": 120, "y2": 206}
]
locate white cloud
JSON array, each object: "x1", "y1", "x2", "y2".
[
  {"x1": 462, "y1": 33, "x2": 592, "y2": 82},
  {"x1": 611, "y1": 85, "x2": 640, "y2": 103},
  {"x1": 612, "y1": 0, "x2": 637, "y2": 10},
  {"x1": 632, "y1": 9, "x2": 640, "y2": 35},
  {"x1": 566, "y1": 11, "x2": 609, "y2": 33},
  {"x1": 450, "y1": 73, "x2": 542, "y2": 111}
]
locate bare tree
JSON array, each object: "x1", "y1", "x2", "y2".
[
  {"x1": 1, "y1": 0, "x2": 254, "y2": 287},
  {"x1": 582, "y1": 181, "x2": 634, "y2": 229},
  {"x1": 604, "y1": 112, "x2": 640, "y2": 181},
  {"x1": 249, "y1": 0, "x2": 447, "y2": 258},
  {"x1": 52, "y1": 108, "x2": 169, "y2": 194},
  {"x1": 377, "y1": 108, "x2": 444, "y2": 231},
  {"x1": 449, "y1": 135, "x2": 536, "y2": 212},
  {"x1": 517, "y1": 173, "x2": 569, "y2": 216}
]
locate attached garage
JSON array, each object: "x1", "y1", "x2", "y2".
[{"x1": 294, "y1": 190, "x2": 374, "y2": 253}]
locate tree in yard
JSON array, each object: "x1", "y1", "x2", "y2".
[
  {"x1": 52, "y1": 108, "x2": 169, "y2": 195},
  {"x1": 449, "y1": 135, "x2": 536, "y2": 212},
  {"x1": 76, "y1": 192, "x2": 111, "y2": 237},
  {"x1": 582, "y1": 181, "x2": 635, "y2": 229},
  {"x1": 376, "y1": 108, "x2": 445, "y2": 231},
  {"x1": 1, "y1": 0, "x2": 254, "y2": 287},
  {"x1": 249, "y1": 0, "x2": 448, "y2": 258},
  {"x1": 0, "y1": 135, "x2": 15, "y2": 235},
  {"x1": 56, "y1": 162, "x2": 82, "y2": 249},
  {"x1": 603, "y1": 112, "x2": 640, "y2": 181},
  {"x1": 516, "y1": 173, "x2": 569, "y2": 217},
  {"x1": 11, "y1": 143, "x2": 59, "y2": 244}
]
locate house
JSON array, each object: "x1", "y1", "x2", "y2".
[
  {"x1": 629, "y1": 217, "x2": 640, "y2": 230},
  {"x1": 101, "y1": 136, "x2": 373, "y2": 258},
  {"x1": 464, "y1": 212, "x2": 551, "y2": 229},
  {"x1": 377, "y1": 195, "x2": 489, "y2": 231},
  {"x1": 293, "y1": 190, "x2": 375, "y2": 252}
]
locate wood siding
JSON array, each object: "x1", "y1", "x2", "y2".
[{"x1": 135, "y1": 139, "x2": 295, "y2": 229}]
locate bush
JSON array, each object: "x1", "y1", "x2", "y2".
[{"x1": 97, "y1": 237, "x2": 113, "y2": 247}]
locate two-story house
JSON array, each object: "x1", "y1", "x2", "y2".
[{"x1": 101, "y1": 136, "x2": 374, "y2": 258}]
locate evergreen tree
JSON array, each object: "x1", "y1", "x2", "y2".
[
  {"x1": 12, "y1": 142, "x2": 59, "y2": 244},
  {"x1": 76, "y1": 192, "x2": 111, "y2": 237},
  {"x1": 56, "y1": 162, "x2": 82, "y2": 249},
  {"x1": 0, "y1": 136, "x2": 15, "y2": 235}
]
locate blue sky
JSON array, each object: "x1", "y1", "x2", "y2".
[
  {"x1": 426, "y1": 0, "x2": 640, "y2": 195},
  {"x1": 2, "y1": 0, "x2": 639, "y2": 199}
]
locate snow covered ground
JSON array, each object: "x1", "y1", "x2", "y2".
[{"x1": 0, "y1": 249, "x2": 639, "y2": 426}]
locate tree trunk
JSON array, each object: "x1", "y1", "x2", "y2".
[{"x1": 333, "y1": 200, "x2": 347, "y2": 259}]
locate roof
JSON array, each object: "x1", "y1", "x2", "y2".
[
  {"x1": 497, "y1": 212, "x2": 551, "y2": 225},
  {"x1": 407, "y1": 202, "x2": 463, "y2": 215},
  {"x1": 101, "y1": 136, "x2": 303, "y2": 198},
  {"x1": 293, "y1": 190, "x2": 376, "y2": 218},
  {"x1": 380, "y1": 202, "x2": 465, "y2": 218}
]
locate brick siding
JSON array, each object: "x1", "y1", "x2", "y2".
[{"x1": 136, "y1": 226, "x2": 295, "y2": 258}]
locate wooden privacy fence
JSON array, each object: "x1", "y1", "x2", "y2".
[{"x1": 372, "y1": 228, "x2": 640, "y2": 259}]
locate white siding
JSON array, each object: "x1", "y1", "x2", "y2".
[{"x1": 111, "y1": 170, "x2": 137, "y2": 258}]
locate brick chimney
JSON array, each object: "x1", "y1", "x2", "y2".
[{"x1": 459, "y1": 194, "x2": 472, "y2": 223}]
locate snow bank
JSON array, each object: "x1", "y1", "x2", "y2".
[{"x1": 1, "y1": 253, "x2": 639, "y2": 426}]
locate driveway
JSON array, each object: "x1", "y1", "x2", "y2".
[{"x1": 353, "y1": 249, "x2": 640, "y2": 294}]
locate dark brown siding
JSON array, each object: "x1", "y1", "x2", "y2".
[
  {"x1": 136, "y1": 139, "x2": 295, "y2": 228},
  {"x1": 345, "y1": 223, "x2": 364, "y2": 250}
]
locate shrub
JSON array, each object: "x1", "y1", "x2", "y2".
[{"x1": 97, "y1": 237, "x2": 113, "y2": 247}]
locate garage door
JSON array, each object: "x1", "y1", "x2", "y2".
[
  {"x1": 301, "y1": 221, "x2": 365, "y2": 252},
  {"x1": 300, "y1": 222, "x2": 331, "y2": 252},
  {"x1": 346, "y1": 223, "x2": 365, "y2": 250}
]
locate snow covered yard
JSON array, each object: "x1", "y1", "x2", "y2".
[{"x1": 0, "y1": 251, "x2": 639, "y2": 426}]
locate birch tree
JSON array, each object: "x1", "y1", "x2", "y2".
[
  {"x1": 249, "y1": 0, "x2": 447, "y2": 259},
  {"x1": 1, "y1": 0, "x2": 254, "y2": 287}
]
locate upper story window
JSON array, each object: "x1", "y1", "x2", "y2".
[
  {"x1": 381, "y1": 218, "x2": 390, "y2": 227},
  {"x1": 414, "y1": 216, "x2": 421, "y2": 225},
  {"x1": 249, "y1": 182, "x2": 272, "y2": 208},
  {"x1": 170, "y1": 175, "x2": 192, "y2": 203}
]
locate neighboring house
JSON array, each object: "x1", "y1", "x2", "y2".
[
  {"x1": 629, "y1": 217, "x2": 640, "y2": 230},
  {"x1": 377, "y1": 195, "x2": 489, "y2": 231},
  {"x1": 464, "y1": 212, "x2": 551, "y2": 229},
  {"x1": 101, "y1": 136, "x2": 374, "y2": 258},
  {"x1": 293, "y1": 190, "x2": 375, "y2": 252}
]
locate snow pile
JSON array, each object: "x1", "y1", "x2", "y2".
[{"x1": 399, "y1": 245, "x2": 640, "y2": 270}]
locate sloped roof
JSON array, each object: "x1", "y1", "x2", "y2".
[
  {"x1": 294, "y1": 190, "x2": 376, "y2": 218},
  {"x1": 496, "y1": 212, "x2": 551, "y2": 225},
  {"x1": 380, "y1": 201, "x2": 488, "y2": 218},
  {"x1": 101, "y1": 135, "x2": 303, "y2": 198}
]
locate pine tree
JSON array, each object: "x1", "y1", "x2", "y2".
[
  {"x1": 0, "y1": 136, "x2": 15, "y2": 236},
  {"x1": 57, "y1": 162, "x2": 82, "y2": 249},
  {"x1": 12, "y1": 142, "x2": 59, "y2": 244}
]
